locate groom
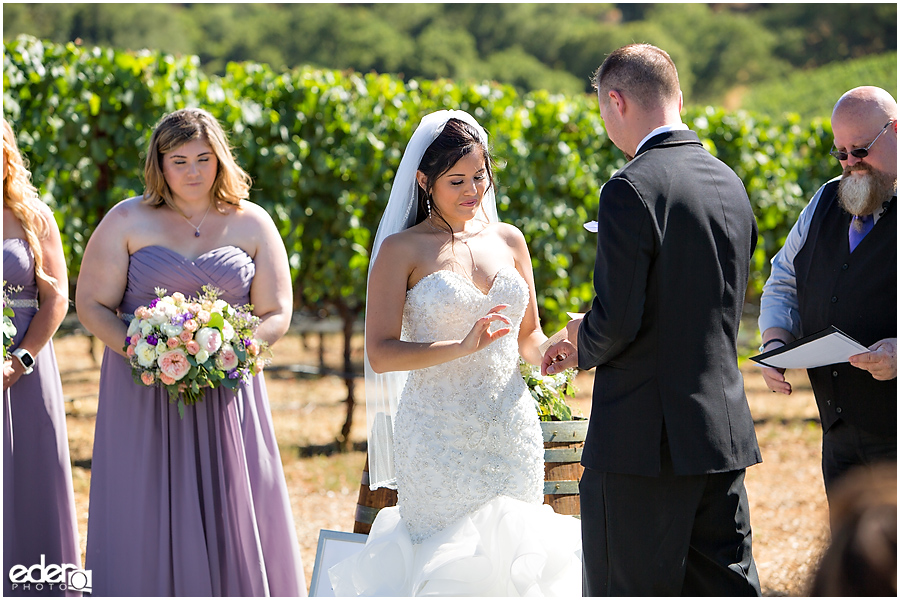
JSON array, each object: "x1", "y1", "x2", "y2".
[{"x1": 542, "y1": 44, "x2": 762, "y2": 595}]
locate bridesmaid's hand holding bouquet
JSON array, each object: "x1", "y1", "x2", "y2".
[{"x1": 124, "y1": 285, "x2": 270, "y2": 417}]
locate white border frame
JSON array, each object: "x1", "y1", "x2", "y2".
[{"x1": 309, "y1": 529, "x2": 368, "y2": 597}]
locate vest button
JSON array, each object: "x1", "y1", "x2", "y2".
[
  {"x1": 832, "y1": 371, "x2": 839, "y2": 377},
  {"x1": 826, "y1": 400, "x2": 831, "y2": 405},
  {"x1": 836, "y1": 407, "x2": 842, "y2": 414},
  {"x1": 842, "y1": 263, "x2": 849, "y2": 270},
  {"x1": 831, "y1": 296, "x2": 838, "y2": 303}
]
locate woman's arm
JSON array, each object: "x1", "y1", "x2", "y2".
[
  {"x1": 75, "y1": 201, "x2": 134, "y2": 357},
  {"x1": 4, "y1": 203, "x2": 69, "y2": 388},
  {"x1": 506, "y1": 224, "x2": 547, "y2": 365},
  {"x1": 245, "y1": 203, "x2": 293, "y2": 346},
  {"x1": 365, "y1": 234, "x2": 511, "y2": 374}
]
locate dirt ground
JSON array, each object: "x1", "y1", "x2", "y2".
[{"x1": 57, "y1": 331, "x2": 829, "y2": 596}]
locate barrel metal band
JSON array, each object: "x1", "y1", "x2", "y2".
[
  {"x1": 355, "y1": 503, "x2": 382, "y2": 524},
  {"x1": 543, "y1": 447, "x2": 583, "y2": 463},
  {"x1": 543, "y1": 480, "x2": 580, "y2": 495}
]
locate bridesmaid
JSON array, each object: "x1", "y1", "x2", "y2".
[
  {"x1": 76, "y1": 108, "x2": 306, "y2": 596},
  {"x1": 3, "y1": 118, "x2": 82, "y2": 596}
]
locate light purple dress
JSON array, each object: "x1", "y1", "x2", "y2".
[
  {"x1": 84, "y1": 245, "x2": 306, "y2": 596},
  {"x1": 3, "y1": 238, "x2": 82, "y2": 597}
]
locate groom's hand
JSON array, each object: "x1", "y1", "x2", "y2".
[{"x1": 541, "y1": 339, "x2": 578, "y2": 376}]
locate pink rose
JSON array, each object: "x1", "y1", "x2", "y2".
[
  {"x1": 247, "y1": 340, "x2": 259, "y2": 356},
  {"x1": 185, "y1": 340, "x2": 200, "y2": 355},
  {"x1": 135, "y1": 306, "x2": 151, "y2": 320},
  {"x1": 183, "y1": 319, "x2": 199, "y2": 332},
  {"x1": 130, "y1": 334, "x2": 142, "y2": 345},
  {"x1": 167, "y1": 337, "x2": 180, "y2": 349},
  {"x1": 126, "y1": 345, "x2": 136, "y2": 357},
  {"x1": 159, "y1": 373, "x2": 176, "y2": 386},
  {"x1": 157, "y1": 348, "x2": 191, "y2": 381},
  {"x1": 195, "y1": 327, "x2": 223, "y2": 354},
  {"x1": 140, "y1": 371, "x2": 156, "y2": 385},
  {"x1": 197, "y1": 310, "x2": 211, "y2": 324},
  {"x1": 179, "y1": 329, "x2": 194, "y2": 342},
  {"x1": 215, "y1": 344, "x2": 239, "y2": 371},
  {"x1": 189, "y1": 303, "x2": 202, "y2": 314}
]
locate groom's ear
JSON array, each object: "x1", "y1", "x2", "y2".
[{"x1": 415, "y1": 170, "x2": 428, "y2": 191}]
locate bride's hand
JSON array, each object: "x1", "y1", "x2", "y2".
[{"x1": 460, "y1": 304, "x2": 512, "y2": 356}]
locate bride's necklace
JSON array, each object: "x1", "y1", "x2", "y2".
[
  {"x1": 425, "y1": 217, "x2": 483, "y2": 274},
  {"x1": 180, "y1": 202, "x2": 213, "y2": 237}
]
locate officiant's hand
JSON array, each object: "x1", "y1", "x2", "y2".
[
  {"x1": 761, "y1": 365, "x2": 792, "y2": 395},
  {"x1": 759, "y1": 328, "x2": 793, "y2": 394},
  {"x1": 849, "y1": 338, "x2": 897, "y2": 381}
]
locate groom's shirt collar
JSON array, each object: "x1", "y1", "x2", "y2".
[{"x1": 636, "y1": 123, "x2": 689, "y2": 155}]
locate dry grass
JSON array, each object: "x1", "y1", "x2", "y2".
[{"x1": 57, "y1": 332, "x2": 828, "y2": 596}]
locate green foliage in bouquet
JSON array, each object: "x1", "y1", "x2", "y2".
[
  {"x1": 2, "y1": 283, "x2": 19, "y2": 360},
  {"x1": 519, "y1": 360, "x2": 578, "y2": 422}
]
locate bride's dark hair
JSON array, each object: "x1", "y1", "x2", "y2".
[{"x1": 414, "y1": 118, "x2": 495, "y2": 227}]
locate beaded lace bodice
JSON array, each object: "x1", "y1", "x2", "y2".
[{"x1": 393, "y1": 266, "x2": 544, "y2": 544}]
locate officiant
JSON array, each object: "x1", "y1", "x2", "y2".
[{"x1": 758, "y1": 86, "x2": 897, "y2": 505}]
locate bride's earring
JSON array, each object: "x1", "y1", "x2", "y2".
[{"x1": 425, "y1": 193, "x2": 432, "y2": 218}]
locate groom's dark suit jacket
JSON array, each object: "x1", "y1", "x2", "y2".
[{"x1": 578, "y1": 129, "x2": 761, "y2": 477}]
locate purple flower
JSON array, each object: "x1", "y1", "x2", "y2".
[
  {"x1": 228, "y1": 370, "x2": 241, "y2": 379},
  {"x1": 149, "y1": 298, "x2": 160, "y2": 309},
  {"x1": 146, "y1": 334, "x2": 159, "y2": 346}
]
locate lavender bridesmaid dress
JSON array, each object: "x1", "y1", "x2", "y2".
[
  {"x1": 3, "y1": 238, "x2": 82, "y2": 597},
  {"x1": 84, "y1": 245, "x2": 306, "y2": 596}
]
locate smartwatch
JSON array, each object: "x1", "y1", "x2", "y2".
[{"x1": 11, "y1": 348, "x2": 34, "y2": 375}]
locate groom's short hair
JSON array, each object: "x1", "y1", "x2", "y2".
[{"x1": 592, "y1": 44, "x2": 681, "y2": 111}]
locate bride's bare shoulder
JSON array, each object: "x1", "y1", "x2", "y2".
[{"x1": 381, "y1": 224, "x2": 434, "y2": 252}]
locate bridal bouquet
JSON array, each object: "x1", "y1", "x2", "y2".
[{"x1": 124, "y1": 285, "x2": 269, "y2": 417}]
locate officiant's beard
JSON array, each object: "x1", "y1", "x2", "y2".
[{"x1": 838, "y1": 164, "x2": 897, "y2": 217}]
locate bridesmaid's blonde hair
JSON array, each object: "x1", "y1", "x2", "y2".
[
  {"x1": 2, "y1": 118, "x2": 57, "y2": 288},
  {"x1": 142, "y1": 108, "x2": 251, "y2": 213}
]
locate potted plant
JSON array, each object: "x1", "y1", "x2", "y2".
[{"x1": 520, "y1": 361, "x2": 587, "y2": 517}]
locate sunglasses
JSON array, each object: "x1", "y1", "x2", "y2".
[{"x1": 830, "y1": 120, "x2": 895, "y2": 161}]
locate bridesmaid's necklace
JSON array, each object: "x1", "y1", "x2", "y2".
[{"x1": 180, "y1": 202, "x2": 213, "y2": 237}]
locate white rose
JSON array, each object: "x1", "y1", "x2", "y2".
[
  {"x1": 195, "y1": 349, "x2": 210, "y2": 364},
  {"x1": 195, "y1": 327, "x2": 223, "y2": 354},
  {"x1": 212, "y1": 299, "x2": 228, "y2": 314},
  {"x1": 126, "y1": 318, "x2": 141, "y2": 337},
  {"x1": 221, "y1": 320, "x2": 235, "y2": 341},
  {"x1": 140, "y1": 322, "x2": 154, "y2": 336},
  {"x1": 160, "y1": 322, "x2": 184, "y2": 338},
  {"x1": 148, "y1": 307, "x2": 169, "y2": 326},
  {"x1": 135, "y1": 339, "x2": 158, "y2": 368},
  {"x1": 155, "y1": 340, "x2": 168, "y2": 354}
]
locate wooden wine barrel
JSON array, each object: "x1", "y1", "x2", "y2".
[
  {"x1": 541, "y1": 419, "x2": 588, "y2": 517},
  {"x1": 352, "y1": 457, "x2": 398, "y2": 534}
]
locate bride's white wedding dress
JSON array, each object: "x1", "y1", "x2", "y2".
[{"x1": 330, "y1": 266, "x2": 582, "y2": 596}]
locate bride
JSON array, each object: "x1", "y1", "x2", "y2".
[{"x1": 329, "y1": 110, "x2": 582, "y2": 596}]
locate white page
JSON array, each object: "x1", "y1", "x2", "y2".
[{"x1": 752, "y1": 327, "x2": 868, "y2": 369}]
